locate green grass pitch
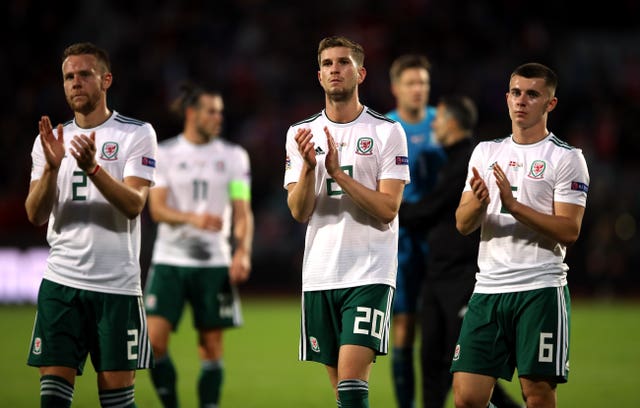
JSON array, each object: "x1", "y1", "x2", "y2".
[{"x1": 2, "y1": 296, "x2": 638, "y2": 407}]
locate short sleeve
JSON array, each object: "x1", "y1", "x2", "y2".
[
  {"x1": 123, "y1": 123, "x2": 158, "y2": 186},
  {"x1": 283, "y1": 126, "x2": 303, "y2": 189},
  {"x1": 30, "y1": 134, "x2": 46, "y2": 182},
  {"x1": 554, "y1": 148, "x2": 589, "y2": 207},
  {"x1": 379, "y1": 122, "x2": 410, "y2": 183}
]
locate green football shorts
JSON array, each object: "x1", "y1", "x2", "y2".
[
  {"x1": 300, "y1": 284, "x2": 394, "y2": 366},
  {"x1": 27, "y1": 279, "x2": 153, "y2": 374},
  {"x1": 144, "y1": 264, "x2": 242, "y2": 330},
  {"x1": 451, "y1": 286, "x2": 570, "y2": 383}
]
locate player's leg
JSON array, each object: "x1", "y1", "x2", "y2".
[
  {"x1": 301, "y1": 290, "x2": 341, "y2": 405},
  {"x1": 197, "y1": 329, "x2": 224, "y2": 406},
  {"x1": 38, "y1": 367, "x2": 77, "y2": 408},
  {"x1": 514, "y1": 286, "x2": 570, "y2": 408},
  {"x1": 92, "y1": 293, "x2": 153, "y2": 408},
  {"x1": 519, "y1": 378, "x2": 557, "y2": 408},
  {"x1": 146, "y1": 316, "x2": 177, "y2": 407},
  {"x1": 420, "y1": 283, "x2": 449, "y2": 408},
  {"x1": 450, "y1": 293, "x2": 514, "y2": 408},
  {"x1": 97, "y1": 370, "x2": 137, "y2": 408},
  {"x1": 28, "y1": 279, "x2": 89, "y2": 408},
  {"x1": 391, "y1": 312, "x2": 416, "y2": 405},
  {"x1": 337, "y1": 344, "x2": 375, "y2": 408},
  {"x1": 191, "y1": 266, "x2": 243, "y2": 407},
  {"x1": 490, "y1": 381, "x2": 523, "y2": 408},
  {"x1": 391, "y1": 229, "x2": 421, "y2": 408},
  {"x1": 338, "y1": 284, "x2": 394, "y2": 408},
  {"x1": 145, "y1": 264, "x2": 185, "y2": 408},
  {"x1": 452, "y1": 372, "x2": 498, "y2": 408}
]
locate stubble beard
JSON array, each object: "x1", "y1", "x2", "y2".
[
  {"x1": 195, "y1": 123, "x2": 218, "y2": 142},
  {"x1": 67, "y1": 94, "x2": 98, "y2": 116},
  {"x1": 326, "y1": 84, "x2": 356, "y2": 103}
]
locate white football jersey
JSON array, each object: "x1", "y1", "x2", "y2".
[
  {"x1": 30, "y1": 111, "x2": 158, "y2": 295},
  {"x1": 151, "y1": 135, "x2": 251, "y2": 267},
  {"x1": 464, "y1": 133, "x2": 590, "y2": 293},
  {"x1": 284, "y1": 107, "x2": 410, "y2": 291}
]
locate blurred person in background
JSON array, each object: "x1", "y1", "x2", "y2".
[
  {"x1": 400, "y1": 95, "x2": 520, "y2": 408},
  {"x1": 385, "y1": 53, "x2": 446, "y2": 408},
  {"x1": 25, "y1": 41, "x2": 157, "y2": 408},
  {"x1": 144, "y1": 82, "x2": 253, "y2": 407},
  {"x1": 451, "y1": 63, "x2": 589, "y2": 408},
  {"x1": 284, "y1": 35, "x2": 409, "y2": 408}
]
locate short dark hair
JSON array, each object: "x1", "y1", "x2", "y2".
[
  {"x1": 170, "y1": 80, "x2": 221, "y2": 117},
  {"x1": 439, "y1": 95, "x2": 478, "y2": 131},
  {"x1": 511, "y1": 62, "x2": 558, "y2": 95},
  {"x1": 317, "y1": 36, "x2": 365, "y2": 67},
  {"x1": 62, "y1": 42, "x2": 111, "y2": 73},
  {"x1": 389, "y1": 54, "x2": 431, "y2": 83}
]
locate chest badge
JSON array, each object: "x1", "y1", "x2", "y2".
[
  {"x1": 528, "y1": 160, "x2": 546, "y2": 179},
  {"x1": 100, "y1": 142, "x2": 119, "y2": 161},
  {"x1": 356, "y1": 137, "x2": 373, "y2": 156}
]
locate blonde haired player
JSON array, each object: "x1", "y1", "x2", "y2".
[{"x1": 26, "y1": 42, "x2": 157, "y2": 408}]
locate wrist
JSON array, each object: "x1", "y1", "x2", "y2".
[
  {"x1": 234, "y1": 246, "x2": 252, "y2": 256},
  {"x1": 86, "y1": 164, "x2": 101, "y2": 177}
]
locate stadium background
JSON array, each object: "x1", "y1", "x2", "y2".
[{"x1": 1, "y1": 0, "x2": 639, "y2": 300}]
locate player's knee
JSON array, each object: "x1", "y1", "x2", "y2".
[
  {"x1": 453, "y1": 392, "x2": 487, "y2": 408},
  {"x1": 150, "y1": 341, "x2": 168, "y2": 357},
  {"x1": 521, "y1": 377, "x2": 556, "y2": 408},
  {"x1": 522, "y1": 391, "x2": 556, "y2": 408}
]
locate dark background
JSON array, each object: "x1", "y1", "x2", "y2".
[{"x1": 2, "y1": 0, "x2": 639, "y2": 297}]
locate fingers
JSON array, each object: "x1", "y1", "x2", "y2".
[
  {"x1": 70, "y1": 133, "x2": 97, "y2": 168},
  {"x1": 56, "y1": 124, "x2": 64, "y2": 141},
  {"x1": 492, "y1": 163, "x2": 509, "y2": 187},
  {"x1": 294, "y1": 128, "x2": 318, "y2": 168},
  {"x1": 39, "y1": 116, "x2": 65, "y2": 144},
  {"x1": 39, "y1": 116, "x2": 52, "y2": 139},
  {"x1": 294, "y1": 128, "x2": 312, "y2": 144},
  {"x1": 324, "y1": 126, "x2": 338, "y2": 152},
  {"x1": 469, "y1": 166, "x2": 490, "y2": 203}
]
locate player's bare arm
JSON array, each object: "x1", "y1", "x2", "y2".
[
  {"x1": 324, "y1": 126, "x2": 404, "y2": 224},
  {"x1": 287, "y1": 128, "x2": 317, "y2": 223},
  {"x1": 148, "y1": 187, "x2": 222, "y2": 230},
  {"x1": 25, "y1": 116, "x2": 66, "y2": 226},
  {"x1": 493, "y1": 163, "x2": 584, "y2": 246},
  {"x1": 229, "y1": 198, "x2": 253, "y2": 285},
  {"x1": 455, "y1": 167, "x2": 490, "y2": 235}
]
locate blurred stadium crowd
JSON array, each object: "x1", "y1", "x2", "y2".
[{"x1": 1, "y1": 0, "x2": 638, "y2": 296}]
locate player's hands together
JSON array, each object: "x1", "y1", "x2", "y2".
[
  {"x1": 294, "y1": 128, "x2": 317, "y2": 169},
  {"x1": 189, "y1": 213, "x2": 223, "y2": 231},
  {"x1": 470, "y1": 166, "x2": 490, "y2": 207},
  {"x1": 323, "y1": 126, "x2": 340, "y2": 177},
  {"x1": 493, "y1": 163, "x2": 516, "y2": 211},
  {"x1": 69, "y1": 131, "x2": 98, "y2": 173},
  {"x1": 38, "y1": 116, "x2": 66, "y2": 171}
]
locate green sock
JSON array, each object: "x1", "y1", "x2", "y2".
[
  {"x1": 337, "y1": 379, "x2": 369, "y2": 408},
  {"x1": 40, "y1": 375, "x2": 74, "y2": 408},
  {"x1": 150, "y1": 354, "x2": 178, "y2": 408},
  {"x1": 198, "y1": 360, "x2": 223, "y2": 407},
  {"x1": 99, "y1": 385, "x2": 136, "y2": 407}
]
